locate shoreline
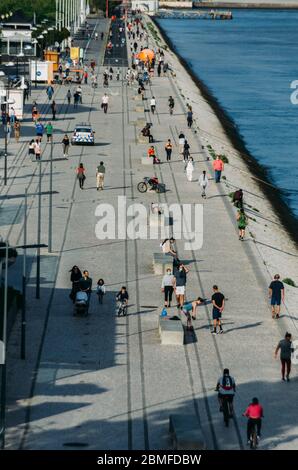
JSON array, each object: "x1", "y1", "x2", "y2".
[
  {"x1": 152, "y1": 17, "x2": 298, "y2": 246},
  {"x1": 194, "y1": 2, "x2": 298, "y2": 8}
]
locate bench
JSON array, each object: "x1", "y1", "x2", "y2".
[
  {"x1": 135, "y1": 105, "x2": 144, "y2": 113},
  {"x1": 134, "y1": 94, "x2": 142, "y2": 101},
  {"x1": 138, "y1": 135, "x2": 150, "y2": 144},
  {"x1": 141, "y1": 154, "x2": 153, "y2": 165},
  {"x1": 159, "y1": 316, "x2": 184, "y2": 345},
  {"x1": 136, "y1": 118, "x2": 147, "y2": 128},
  {"x1": 153, "y1": 252, "x2": 173, "y2": 275},
  {"x1": 169, "y1": 414, "x2": 207, "y2": 450}
]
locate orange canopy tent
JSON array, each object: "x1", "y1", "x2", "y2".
[{"x1": 138, "y1": 49, "x2": 155, "y2": 63}]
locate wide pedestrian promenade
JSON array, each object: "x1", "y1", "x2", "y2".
[{"x1": 2, "y1": 17, "x2": 297, "y2": 451}]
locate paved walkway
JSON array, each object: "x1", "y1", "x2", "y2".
[{"x1": 2, "y1": 17, "x2": 298, "y2": 450}]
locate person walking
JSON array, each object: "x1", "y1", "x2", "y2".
[
  {"x1": 178, "y1": 131, "x2": 185, "y2": 154},
  {"x1": 165, "y1": 139, "x2": 173, "y2": 162},
  {"x1": 183, "y1": 140, "x2": 190, "y2": 166},
  {"x1": 161, "y1": 268, "x2": 175, "y2": 308},
  {"x1": 79, "y1": 270, "x2": 93, "y2": 313},
  {"x1": 67, "y1": 89, "x2": 72, "y2": 105},
  {"x1": 62, "y1": 134, "x2": 70, "y2": 158},
  {"x1": 101, "y1": 93, "x2": 109, "y2": 114},
  {"x1": 34, "y1": 140, "x2": 41, "y2": 161},
  {"x1": 96, "y1": 161, "x2": 106, "y2": 190},
  {"x1": 236, "y1": 208, "x2": 248, "y2": 241},
  {"x1": 69, "y1": 265, "x2": 82, "y2": 302},
  {"x1": 187, "y1": 108, "x2": 193, "y2": 128},
  {"x1": 35, "y1": 120, "x2": 44, "y2": 142},
  {"x1": 168, "y1": 96, "x2": 175, "y2": 115},
  {"x1": 13, "y1": 120, "x2": 21, "y2": 143},
  {"x1": 174, "y1": 263, "x2": 189, "y2": 309},
  {"x1": 45, "y1": 122, "x2": 53, "y2": 143},
  {"x1": 96, "y1": 279, "x2": 106, "y2": 304},
  {"x1": 157, "y1": 63, "x2": 161, "y2": 77},
  {"x1": 76, "y1": 163, "x2": 86, "y2": 189},
  {"x1": 10, "y1": 107, "x2": 16, "y2": 124},
  {"x1": 46, "y1": 85, "x2": 54, "y2": 101},
  {"x1": 274, "y1": 332, "x2": 294, "y2": 382},
  {"x1": 186, "y1": 156, "x2": 194, "y2": 181},
  {"x1": 6, "y1": 121, "x2": 11, "y2": 143},
  {"x1": 212, "y1": 155, "x2": 224, "y2": 183},
  {"x1": 150, "y1": 96, "x2": 156, "y2": 114},
  {"x1": 199, "y1": 170, "x2": 209, "y2": 198},
  {"x1": 269, "y1": 274, "x2": 285, "y2": 319},
  {"x1": 28, "y1": 139, "x2": 35, "y2": 160},
  {"x1": 211, "y1": 285, "x2": 225, "y2": 334},
  {"x1": 74, "y1": 91, "x2": 79, "y2": 108},
  {"x1": 84, "y1": 70, "x2": 88, "y2": 84},
  {"x1": 51, "y1": 100, "x2": 57, "y2": 120}
]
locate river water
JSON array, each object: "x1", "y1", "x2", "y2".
[{"x1": 157, "y1": 9, "x2": 298, "y2": 218}]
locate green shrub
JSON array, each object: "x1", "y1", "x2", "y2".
[
  {"x1": 283, "y1": 278, "x2": 296, "y2": 287},
  {"x1": 220, "y1": 154, "x2": 229, "y2": 164}
]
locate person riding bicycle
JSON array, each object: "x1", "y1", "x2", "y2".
[
  {"x1": 148, "y1": 176, "x2": 159, "y2": 191},
  {"x1": 116, "y1": 286, "x2": 129, "y2": 316},
  {"x1": 168, "y1": 95, "x2": 175, "y2": 114},
  {"x1": 216, "y1": 368, "x2": 236, "y2": 415},
  {"x1": 243, "y1": 397, "x2": 264, "y2": 445}
]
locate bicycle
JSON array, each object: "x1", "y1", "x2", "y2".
[
  {"x1": 117, "y1": 300, "x2": 127, "y2": 316},
  {"x1": 248, "y1": 420, "x2": 259, "y2": 449},
  {"x1": 222, "y1": 395, "x2": 233, "y2": 427}
]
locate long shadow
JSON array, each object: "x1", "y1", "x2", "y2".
[
  {"x1": 0, "y1": 191, "x2": 59, "y2": 201},
  {"x1": 224, "y1": 321, "x2": 263, "y2": 334},
  {"x1": 249, "y1": 239, "x2": 298, "y2": 258},
  {"x1": 244, "y1": 207, "x2": 285, "y2": 228}
]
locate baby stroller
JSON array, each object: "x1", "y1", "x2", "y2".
[{"x1": 74, "y1": 291, "x2": 88, "y2": 316}]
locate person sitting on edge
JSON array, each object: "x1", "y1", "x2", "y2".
[{"x1": 147, "y1": 145, "x2": 160, "y2": 164}]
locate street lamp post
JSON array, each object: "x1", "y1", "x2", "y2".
[
  {"x1": 36, "y1": 160, "x2": 42, "y2": 299},
  {"x1": 48, "y1": 141, "x2": 53, "y2": 253},
  {"x1": 0, "y1": 241, "x2": 8, "y2": 449},
  {"x1": 3, "y1": 96, "x2": 15, "y2": 186},
  {"x1": 21, "y1": 188, "x2": 28, "y2": 360}
]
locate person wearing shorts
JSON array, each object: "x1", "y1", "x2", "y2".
[
  {"x1": 182, "y1": 298, "x2": 204, "y2": 330},
  {"x1": 211, "y1": 285, "x2": 225, "y2": 334},
  {"x1": 174, "y1": 264, "x2": 189, "y2": 308},
  {"x1": 269, "y1": 274, "x2": 284, "y2": 319}
]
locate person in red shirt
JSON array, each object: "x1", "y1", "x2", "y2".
[
  {"x1": 243, "y1": 397, "x2": 264, "y2": 444},
  {"x1": 212, "y1": 155, "x2": 224, "y2": 183}
]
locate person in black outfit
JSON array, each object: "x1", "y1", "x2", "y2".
[
  {"x1": 69, "y1": 265, "x2": 82, "y2": 302},
  {"x1": 211, "y1": 285, "x2": 225, "y2": 334},
  {"x1": 269, "y1": 274, "x2": 285, "y2": 319},
  {"x1": 79, "y1": 270, "x2": 92, "y2": 312}
]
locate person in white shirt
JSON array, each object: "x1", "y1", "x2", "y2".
[
  {"x1": 150, "y1": 96, "x2": 156, "y2": 114},
  {"x1": 161, "y1": 269, "x2": 175, "y2": 307},
  {"x1": 178, "y1": 132, "x2": 185, "y2": 154},
  {"x1": 199, "y1": 170, "x2": 209, "y2": 198},
  {"x1": 101, "y1": 93, "x2": 109, "y2": 114},
  {"x1": 186, "y1": 157, "x2": 194, "y2": 182}
]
